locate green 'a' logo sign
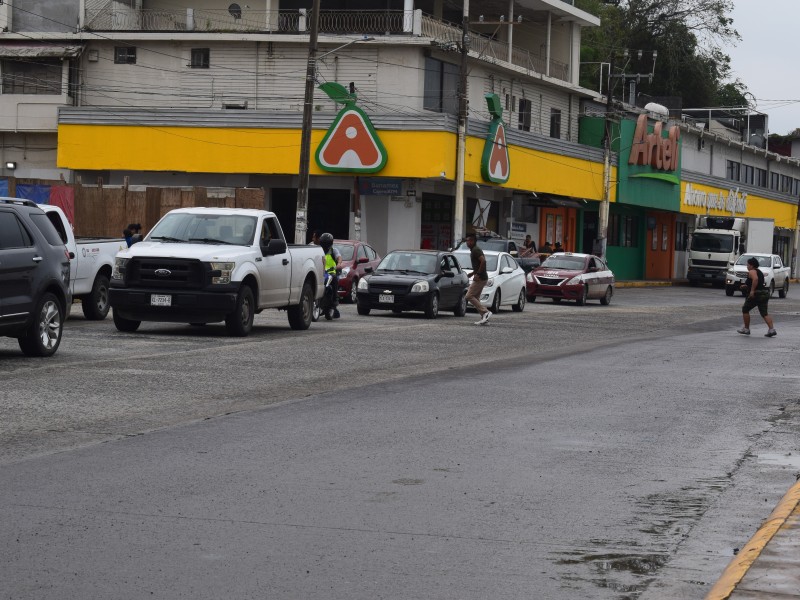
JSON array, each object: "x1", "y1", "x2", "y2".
[
  {"x1": 480, "y1": 93, "x2": 510, "y2": 184},
  {"x1": 315, "y1": 82, "x2": 388, "y2": 173}
]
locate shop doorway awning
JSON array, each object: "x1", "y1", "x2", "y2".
[{"x1": 0, "y1": 44, "x2": 83, "y2": 59}]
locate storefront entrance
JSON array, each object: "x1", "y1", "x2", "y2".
[
  {"x1": 645, "y1": 211, "x2": 675, "y2": 280},
  {"x1": 540, "y1": 207, "x2": 577, "y2": 252},
  {"x1": 271, "y1": 188, "x2": 351, "y2": 242},
  {"x1": 420, "y1": 194, "x2": 453, "y2": 250}
]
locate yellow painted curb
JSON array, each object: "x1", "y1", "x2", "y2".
[{"x1": 705, "y1": 479, "x2": 800, "y2": 600}]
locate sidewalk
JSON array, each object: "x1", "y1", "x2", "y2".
[{"x1": 705, "y1": 480, "x2": 800, "y2": 599}]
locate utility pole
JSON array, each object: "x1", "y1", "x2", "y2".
[
  {"x1": 453, "y1": 0, "x2": 469, "y2": 248},
  {"x1": 295, "y1": 0, "x2": 321, "y2": 244},
  {"x1": 598, "y1": 57, "x2": 614, "y2": 259}
]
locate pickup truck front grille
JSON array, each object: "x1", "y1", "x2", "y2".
[
  {"x1": 127, "y1": 257, "x2": 206, "y2": 289},
  {"x1": 692, "y1": 259, "x2": 728, "y2": 267}
]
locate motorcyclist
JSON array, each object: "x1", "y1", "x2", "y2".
[{"x1": 319, "y1": 233, "x2": 342, "y2": 319}]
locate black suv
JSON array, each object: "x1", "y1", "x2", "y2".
[{"x1": 0, "y1": 198, "x2": 71, "y2": 356}]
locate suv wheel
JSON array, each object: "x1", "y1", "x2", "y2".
[{"x1": 18, "y1": 292, "x2": 63, "y2": 357}]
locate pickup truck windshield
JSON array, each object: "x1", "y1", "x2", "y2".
[
  {"x1": 691, "y1": 232, "x2": 734, "y2": 253},
  {"x1": 735, "y1": 254, "x2": 770, "y2": 267},
  {"x1": 149, "y1": 213, "x2": 258, "y2": 245}
]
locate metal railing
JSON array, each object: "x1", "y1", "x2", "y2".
[{"x1": 84, "y1": 8, "x2": 409, "y2": 34}]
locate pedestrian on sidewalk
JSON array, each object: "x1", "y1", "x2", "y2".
[
  {"x1": 738, "y1": 256, "x2": 777, "y2": 337},
  {"x1": 465, "y1": 232, "x2": 491, "y2": 325}
]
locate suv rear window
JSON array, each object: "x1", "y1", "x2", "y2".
[
  {"x1": 0, "y1": 211, "x2": 33, "y2": 248},
  {"x1": 29, "y1": 212, "x2": 66, "y2": 246}
]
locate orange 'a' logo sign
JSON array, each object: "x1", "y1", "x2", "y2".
[
  {"x1": 316, "y1": 108, "x2": 387, "y2": 173},
  {"x1": 481, "y1": 93, "x2": 510, "y2": 184},
  {"x1": 487, "y1": 124, "x2": 509, "y2": 181}
]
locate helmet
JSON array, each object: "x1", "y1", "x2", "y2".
[{"x1": 319, "y1": 232, "x2": 334, "y2": 251}]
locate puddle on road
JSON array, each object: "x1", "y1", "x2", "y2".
[
  {"x1": 756, "y1": 452, "x2": 800, "y2": 468},
  {"x1": 552, "y1": 476, "x2": 731, "y2": 598}
]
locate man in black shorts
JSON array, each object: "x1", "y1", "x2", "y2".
[{"x1": 738, "y1": 256, "x2": 777, "y2": 337}]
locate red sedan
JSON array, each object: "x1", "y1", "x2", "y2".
[
  {"x1": 526, "y1": 252, "x2": 615, "y2": 305},
  {"x1": 333, "y1": 240, "x2": 382, "y2": 303}
]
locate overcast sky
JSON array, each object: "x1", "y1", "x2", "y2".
[{"x1": 724, "y1": 1, "x2": 798, "y2": 135}]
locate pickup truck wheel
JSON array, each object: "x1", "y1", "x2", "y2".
[
  {"x1": 226, "y1": 285, "x2": 255, "y2": 336},
  {"x1": 779, "y1": 279, "x2": 789, "y2": 298},
  {"x1": 424, "y1": 292, "x2": 439, "y2": 319},
  {"x1": 453, "y1": 292, "x2": 467, "y2": 317},
  {"x1": 18, "y1": 293, "x2": 63, "y2": 357},
  {"x1": 725, "y1": 285, "x2": 735, "y2": 297},
  {"x1": 82, "y1": 273, "x2": 110, "y2": 320},
  {"x1": 769, "y1": 280, "x2": 775, "y2": 297},
  {"x1": 288, "y1": 282, "x2": 313, "y2": 330},
  {"x1": 113, "y1": 311, "x2": 141, "y2": 332}
]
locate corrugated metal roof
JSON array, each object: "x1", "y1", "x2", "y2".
[{"x1": 0, "y1": 44, "x2": 83, "y2": 58}]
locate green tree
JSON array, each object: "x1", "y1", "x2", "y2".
[{"x1": 577, "y1": 0, "x2": 744, "y2": 108}]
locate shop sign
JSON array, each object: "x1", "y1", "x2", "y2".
[
  {"x1": 683, "y1": 183, "x2": 747, "y2": 214},
  {"x1": 480, "y1": 94, "x2": 510, "y2": 184},
  {"x1": 628, "y1": 114, "x2": 680, "y2": 180},
  {"x1": 316, "y1": 82, "x2": 388, "y2": 173},
  {"x1": 358, "y1": 178, "x2": 402, "y2": 196}
]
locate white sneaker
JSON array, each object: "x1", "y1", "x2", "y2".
[{"x1": 480, "y1": 311, "x2": 492, "y2": 324}]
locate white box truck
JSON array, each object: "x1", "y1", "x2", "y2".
[{"x1": 687, "y1": 216, "x2": 774, "y2": 287}]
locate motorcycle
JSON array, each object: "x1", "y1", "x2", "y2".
[{"x1": 312, "y1": 271, "x2": 338, "y2": 322}]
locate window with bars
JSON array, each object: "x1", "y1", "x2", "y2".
[
  {"x1": 756, "y1": 168, "x2": 767, "y2": 188},
  {"x1": 114, "y1": 47, "x2": 137, "y2": 64},
  {"x1": 518, "y1": 98, "x2": 531, "y2": 132},
  {"x1": 190, "y1": 48, "x2": 210, "y2": 69},
  {"x1": 1, "y1": 59, "x2": 62, "y2": 95},
  {"x1": 726, "y1": 160, "x2": 740, "y2": 181},
  {"x1": 549, "y1": 108, "x2": 561, "y2": 139}
]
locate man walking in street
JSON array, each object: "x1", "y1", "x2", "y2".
[
  {"x1": 738, "y1": 256, "x2": 777, "y2": 337},
  {"x1": 465, "y1": 232, "x2": 491, "y2": 325}
]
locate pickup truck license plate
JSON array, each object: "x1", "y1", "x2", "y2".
[
  {"x1": 378, "y1": 294, "x2": 394, "y2": 304},
  {"x1": 150, "y1": 294, "x2": 172, "y2": 307}
]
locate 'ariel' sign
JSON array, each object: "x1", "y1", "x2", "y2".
[
  {"x1": 480, "y1": 93, "x2": 510, "y2": 184},
  {"x1": 315, "y1": 82, "x2": 387, "y2": 173}
]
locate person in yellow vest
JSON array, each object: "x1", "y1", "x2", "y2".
[{"x1": 319, "y1": 232, "x2": 342, "y2": 319}]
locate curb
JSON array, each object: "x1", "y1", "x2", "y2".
[
  {"x1": 704, "y1": 479, "x2": 800, "y2": 600},
  {"x1": 615, "y1": 280, "x2": 680, "y2": 288}
]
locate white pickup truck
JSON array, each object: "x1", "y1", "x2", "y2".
[
  {"x1": 108, "y1": 207, "x2": 324, "y2": 336},
  {"x1": 41, "y1": 205, "x2": 127, "y2": 320},
  {"x1": 725, "y1": 253, "x2": 791, "y2": 298}
]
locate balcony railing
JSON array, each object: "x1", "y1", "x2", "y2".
[
  {"x1": 420, "y1": 15, "x2": 569, "y2": 83},
  {"x1": 81, "y1": 7, "x2": 569, "y2": 83},
  {"x1": 83, "y1": 8, "x2": 412, "y2": 34}
]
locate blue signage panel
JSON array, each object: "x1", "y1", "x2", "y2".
[{"x1": 358, "y1": 178, "x2": 402, "y2": 196}]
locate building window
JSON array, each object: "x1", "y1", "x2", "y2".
[
  {"x1": 756, "y1": 168, "x2": 767, "y2": 187},
  {"x1": 742, "y1": 164, "x2": 754, "y2": 185},
  {"x1": 1, "y1": 59, "x2": 62, "y2": 95},
  {"x1": 780, "y1": 174, "x2": 792, "y2": 193},
  {"x1": 549, "y1": 108, "x2": 561, "y2": 139},
  {"x1": 793, "y1": 179, "x2": 800, "y2": 196},
  {"x1": 770, "y1": 172, "x2": 780, "y2": 190},
  {"x1": 518, "y1": 98, "x2": 531, "y2": 132},
  {"x1": 190, "y1": 48, "x2": 210, "y2": 69},
  {"x1": 674, "y1": 221, "x2": 688, "y2": 251},
  {"x1": 622, "y1": 215, "x2": 637, "y2": 247},
  {"x1": 608, "y1": 215, "x2": 619, "y2": 246},
  {"x1": 114, "y1": 47, "x2": 137, "y2": 64},
  {"x1": 726, "y1": 160, "x2": 740, "y2": 181},
  {"x1": 423, "y1": 57, "x2": 458, "y2": 115}
]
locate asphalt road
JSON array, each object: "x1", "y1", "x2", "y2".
[{"x1": 1, "y1": 287, "x2": 799, "y2": 599}]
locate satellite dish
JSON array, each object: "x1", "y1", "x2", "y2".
[
  {"x1": 228, "y1": 3, "x2": 242, "y2": 18},
  {"x1": 644, "y1": 102, "x2": 669, "y2": 118}
]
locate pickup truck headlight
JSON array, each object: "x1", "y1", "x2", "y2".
[
  {"x1": 358, "y1": 278, "x2": 369, "y2": 290},
  {"x1": 209, "y1": 262, "x2": 234, "y2": 285},
  {"x1": 410, "y1": 280, "x2": 429, "y2": 293},
  {"x1": 112, "y1": 257, "x2": 128, "y2": 280},
  {"x1": 727, "y1": 269, "x2": 736, "y2": 276}
]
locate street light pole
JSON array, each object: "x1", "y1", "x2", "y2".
[{"x1": 295, "y1": 0, "x2": 321, "y2": 245}]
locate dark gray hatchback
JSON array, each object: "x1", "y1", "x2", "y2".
[{"x1": 0, "y1": 198, "x2": 71, "y2": 356}]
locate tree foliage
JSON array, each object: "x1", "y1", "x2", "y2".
[{"x1": 576, "y1": 0, "x2": 745, "y2": 108}]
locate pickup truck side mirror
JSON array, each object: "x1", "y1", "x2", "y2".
[
  {"x1": 441, "y1": 271, "x2": 455, "y2": 278},
  {"x1": 262, "y1": 239, "x2": 287, "y2": 256}
]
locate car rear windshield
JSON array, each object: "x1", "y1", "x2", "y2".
[
  {"x1": 29, "y1": 212, "x2": 66, "y2": 246},
  {"x1": 334, "y1": 244, "x2": 355, "y2": 261}
]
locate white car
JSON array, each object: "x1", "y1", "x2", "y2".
[
  {"x1": 725, "y1": 253, "x2": 790, "y2": 298},
  {"x1": 453, "y1": 250, "x2": 527, "y2": 312}
]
